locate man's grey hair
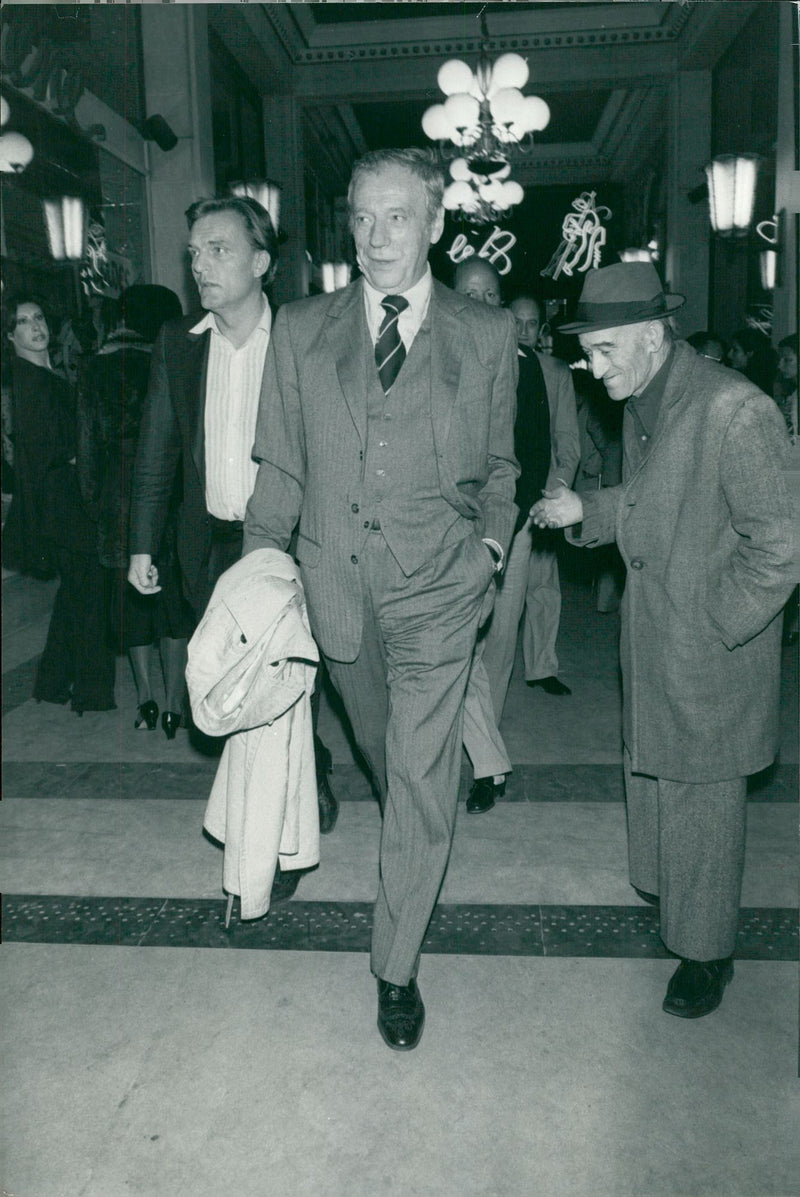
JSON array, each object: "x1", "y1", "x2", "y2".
[{"x1": 348, "y1": 148, "x2": 445, "y2": 225}]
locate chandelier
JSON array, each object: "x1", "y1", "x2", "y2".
[{"x1": 421, "y1": 19, "x2": 549, "y2": 223}]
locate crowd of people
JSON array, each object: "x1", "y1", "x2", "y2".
[{"x1": 2, "y1": 146, "x2": 797, "y2": 1050}]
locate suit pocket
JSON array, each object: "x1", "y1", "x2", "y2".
[{"x1": 295, "y1": 532, "x2": 321, "y2": 568}]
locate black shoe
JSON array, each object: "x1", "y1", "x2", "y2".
[
  {"x1": 633, "y1": 886, "x2": 659, "y2": 906},
  {"x1": 317, "y1": 770, "x2": 339, "y2": 835},
  {"x1": 270, "y1": 865, "x2": 302, "y2": 904},
  {"x1": 135, "y1": 700, "x2": 159, "y2": 730},
  {"x1": 528, "y1": 676, "x2": 571, "y2": 696},
  {"x1": 466, "y1": 776, "x2": 505, "y2": 814},
  {"x1": 377, "y1": 977, "x2": 425, "y2": 1051},
  {"x1": 662, "y1": 957, "x2": 733, "y2": 1019},
  {"x1": 161, "y1": 711, "x2": 182, "y2": 740}
]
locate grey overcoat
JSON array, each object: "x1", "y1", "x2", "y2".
[{"x1": 574, "y1": 340, "x2": 797, "y2": 782}]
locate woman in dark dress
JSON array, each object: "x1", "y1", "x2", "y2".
[
  {"x1": 3, "y1": 294, "x2": 116, "y2": 712},
  {"x1": 77, "y1": 285, "x2": 193, "y2": 737}
]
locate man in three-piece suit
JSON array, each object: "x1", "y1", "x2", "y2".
[
  {"x1": 243, "y1": 148, "x2": 519, "y2": 1050},
  {"x1": 128, "y1": 195, "x2": 338, "y2": 842},
  {"x1": 532, "y1": 262, "x2": 797, "y2": 1019}
]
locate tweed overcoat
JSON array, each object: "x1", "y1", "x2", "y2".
[
  {"x1": 243, "y1": 277, "x2": 519, "y2": 662},
  {"x1": 573, "y1": 340, "x2": 796, "y2": 782}
]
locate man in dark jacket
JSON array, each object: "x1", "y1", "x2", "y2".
[{"x1": 532, "y1": 262, "x2": 797, "y2": 1019}]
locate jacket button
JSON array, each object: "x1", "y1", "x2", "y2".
[
  {"x1": 351, "y1": 503, "x2": 359, "y2": 513},
  {"x1": 351, "y1": 554, "x2": 358, "y2": 564},
  {"x1": 630, "y1": 558, "x2": 644, "y2": 570},
  {"x1": 363, "y1": 521, "x2": 370, "y2": 529}
]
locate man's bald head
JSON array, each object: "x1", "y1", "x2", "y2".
[
  {"x1": 509, "y1": 295, "x2": 542, "y2": 349},
  {"x1": 453, "y1": 257, "x2": 502, "y2": 307}
]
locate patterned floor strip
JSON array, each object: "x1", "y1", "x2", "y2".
[
  {"x1": 3, "y1": 896, "x2": 797, "y2": 959},
  {"x1": 2, "y1": 761, "x2": 796, "y2": 802}
]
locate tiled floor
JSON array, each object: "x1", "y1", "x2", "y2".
[{"x1": 2, "y1": 560, "x2": 798, "y2": 1197}]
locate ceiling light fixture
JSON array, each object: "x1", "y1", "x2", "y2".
[{"x1": 421, "y1": 16, "x2": 549, "y2": 224}]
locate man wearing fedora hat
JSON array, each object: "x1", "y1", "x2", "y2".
[{"x1": 532, "y1": 261, "x2": 796, "y2": 1019}]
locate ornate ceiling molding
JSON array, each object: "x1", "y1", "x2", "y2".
[{"x1": 262, "y1": 1, "x2": 696, "y2": 66}]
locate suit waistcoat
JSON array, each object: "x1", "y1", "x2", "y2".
[{"x1": 361, "y1": 312, "x2": 469, "y2": 575}]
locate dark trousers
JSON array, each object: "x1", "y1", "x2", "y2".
[{"x1": 34, "y1": 545, "x2": 116, "y2": 712}]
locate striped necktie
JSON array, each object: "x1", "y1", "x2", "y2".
[{"x1": 375, "y1": 294, "x2": 409, "y2": 394}]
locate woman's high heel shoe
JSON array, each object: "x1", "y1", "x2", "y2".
[
  {"x1": 134, "y1": 700, "x2": 159, "y2": 730},
  {"x1": 161, "y1": 711, "x2": 182, "y2": 740}
]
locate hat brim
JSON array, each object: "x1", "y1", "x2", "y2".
[{"x1": 559, "y1": 293, "x2": 685, "y2": 335}]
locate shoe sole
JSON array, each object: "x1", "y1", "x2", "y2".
[
  {"x1": 466, "y1": 801, "x2": 495, "y2": 814},
  {"x1": 662, "y1": 963, "x2": 734, "y2": 1019}
]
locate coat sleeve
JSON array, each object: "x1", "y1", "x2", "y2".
[
  {"x1": 476, "y1": 309, "x2": 520, "y2": 555},
  {"x1": 546, "y1": 364, "x2": 580, "y2": 491},
  {"x1": 243, "y1": 307, "x2": 306, "y2": 555},
  {"x1": 708, "y1": 394, "x2": 798, "y2": 647},
  {"x1": 566, "y1": 484, "x2": 622, "y2": 549},
  {"x1": 129, "y1": 325, "x2": 181, "y2": 557}
]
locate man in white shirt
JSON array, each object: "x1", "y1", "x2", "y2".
[{"x1": 129, "y1": 195, "x2": 338, "y2": 840}]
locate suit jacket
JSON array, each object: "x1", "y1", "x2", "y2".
[
  {"x1": 539, "y1": 352, "x2": 580, "y2": 492},
  {"x1": 572, "y1": 340, "x2": 797, "y2": 781},
  {"x1": 129, "y1": 313, "x2": 212, "y2": 602},
  {"x1": 243, "y1": 277, "x2": 519, "y2": 661}
]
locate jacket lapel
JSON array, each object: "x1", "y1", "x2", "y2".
[
  {"x1": 173, "y1": 326, "x2": 211, "y2": 489},
  {"x1": 325, "y1": 282, "x2": 370, "y2": 445},
  {"x1": 429, "y1": 281, "x2": 465, "y2": 451}
]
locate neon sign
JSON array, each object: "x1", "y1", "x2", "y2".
[
  {"x1": 541, "y1": 191, "x2": 612, "y2": 280},
  {"x1": 447, "y1": 225, "x2": 517, "y2": 276}
]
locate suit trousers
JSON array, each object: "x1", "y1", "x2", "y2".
[
  {"x1": 480, "y1": 522, "x2": 560, "y2": 723},
  {"x1": 462, "y1": 631, "x2": 512, "y2": 780},
  {"x1": 324, "y1": 529, "x2": 491, "y2": 986},
  {"x1": 624, "y1": 749, "x2": 747, "y2": 961}
]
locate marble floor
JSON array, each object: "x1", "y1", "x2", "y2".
[{"x1": 2, "y1": 556, "x2": 798, "y2": 1197}]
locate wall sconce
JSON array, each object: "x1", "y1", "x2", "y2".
[
  {"x1": 320, "y1": 262, "x2": 351, "y2": 293},
  {"x1": 43, "y1": 196, "x2": 86, "y2": 260},
  {"x1": 0, "y1": 94, "x2": 34, "y2": 173},
  {"x1": 230, "y1": 181, "x2": 281, "y2": 238},
  {"x1": 704, "y1": 154, "x2": 760, "y2": 237},
  {"x1": 756, "y1": 213, "x2": 780, "y2": 292}
]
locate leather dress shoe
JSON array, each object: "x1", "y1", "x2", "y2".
[
  {"x1": 633, "y1": 886, "x2": 659, "y2": 906},
  {"x1": 317, "y1": 770, "x2": 339, "y2": 835},
  {"x1": 270, "y1": 866, "x2": 302, "y2": 904},
  {"x1": 466, "y1": 776, "x2": 505, "y2": 814},
  {"x1": 663, "y1": 957, "x2": 733, "y2": 1019},
  {"x1": 377, "y1": 977, "x2": 425, "y2": 1051},
  {"x1": 528, "y1": 676, "x2": 572, "y2": 696}
]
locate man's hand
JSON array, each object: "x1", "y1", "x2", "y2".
[
  {"x1": 128, "y1": 553, "x2": 161, "y2": 594},
  {"x1": 530, "y1": 486, "x2": 584, "y2": 530}
]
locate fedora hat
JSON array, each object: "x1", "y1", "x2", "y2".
[{"x1": 560, "y1": 262, "x2": 685, "y2": 334}]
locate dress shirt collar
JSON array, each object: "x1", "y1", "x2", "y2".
[
  {"x1": 189, "y1": 294, "x2": 272, "y2": 343},
  {"x1": 361, "y1": 265, "x2": 432, "y2": 338}
]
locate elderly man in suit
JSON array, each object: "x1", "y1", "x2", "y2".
[
  {"x1": 506, "y1": 294, "x2": 580, "y2": 698},
  {"x1": 457, "y1": 269, "x2": 580, "y2": 814},
  {"x1": 532, "y1": 262, "x2": 796, "y2": 1018},
  {"x1": 243, "y1": 148, "x2": 519, "y2": 1049},
  {"x1": 128, "y1": 195, "x2": 338, "y2": 848}
]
